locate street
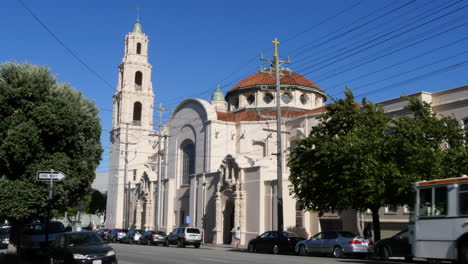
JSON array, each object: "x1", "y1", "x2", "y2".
[{"x1": 110, "y1": 243, "x2": 412, "y2": 264}]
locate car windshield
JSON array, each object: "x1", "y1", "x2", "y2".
[
  {"x1": 186, "y1": 228, "x2": 200, "y2": 234},
  {"x1": 282, "y1": 232, "x2": 297, "y2": 237},
  {"x1": 26, "y1": 222, "x2": 65, "y2": 234},
  {"x1": 67, "y1": 233, "x2": 104, "y2": 247},
  {"x1": 338, "y1": 231, "x2": 357, "y2": 238},
  {"x1": 157, "y1": 231, "x2": 166, "y2": 236}
]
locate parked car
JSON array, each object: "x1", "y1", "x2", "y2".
[
  {"x1": 139, "y1": 231, "x2": 167, "y2": 245},
  {"x1": 21, "y1": 221, "x2": 66, "y2": 257},
  {"x1": 374, "y1": 229, "x2": 412, "y2": 261},
  {"x1": 97, "y1": 228, "x2": 110, "y2": 241},
  {"x1": 165, "y1": 227, "x2": 202, "y2": 248},
  {"x1": 107, "y1": 229, "x2": 128, "y2": 243},
  {"x1": 50, "y1": 231, "x2": 117, "y2": 264},
  {"x1": 121, "y1": 229, "x2": 143, "y2": 244},
  {"x1": 294, "y1": 231, "x2": 373, "y2": 258},
  {"x1": 0, "y1": 225, "x2": 11, "y2": 249},
  {"x1": 248, "y1": 231, "x2": 305, "y2": 254}
]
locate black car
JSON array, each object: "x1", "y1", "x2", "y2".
[
  {"x1": 139, "y1": 231, "x2": 166, "y2": 245},
  {"x1": 50, "y1": 231, "x2": 117, "y2": 264},
  {"x1": 248, "y1": 231, "x2": 305, "y2": 254},
  {"x1": 107, "y1": 229, "x2": 128, "y2": 243},
  {"x1": 375, "y1": 229, "x2": 412, "y2": 261}
]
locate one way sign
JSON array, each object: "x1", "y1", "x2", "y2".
[{"x1": 36, "y1": 171, "x2": 67, "y2": 181}]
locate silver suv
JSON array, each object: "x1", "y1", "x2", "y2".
[{"x1": 164, "y1": 227, "x2": 202, "y2": 248}]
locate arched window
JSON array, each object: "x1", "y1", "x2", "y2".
[
  {"x1": 252, "y1": 142, "x2": 265, "y2": 157},
  {"x1": 136, "y1": 43, "x2": 142, "y2": 54},
  {"x1": 135, "y1": 71, "x2": 143, "y2": 91},
  {"x1": 133, "y1": 102, "x2": 142, "y2": 126},
  {"x1": 296, "y1": 201, "x2": 304, "y2": 228},
  {"x1": 181, "y1": 141, "x2": 195, "y2": 186}
]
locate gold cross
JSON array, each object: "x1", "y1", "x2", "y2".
[{"x1": 272, "y1": 37, "x2": 280, "y2": 59}]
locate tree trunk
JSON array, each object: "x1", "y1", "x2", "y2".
[{"x1": 371, "y1": 207, "x2": 381, "y2": 242}]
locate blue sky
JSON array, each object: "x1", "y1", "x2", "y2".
[{"x1": 2, "y1": 0, "x2": 467, "y2": 173}]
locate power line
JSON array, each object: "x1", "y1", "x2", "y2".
[{"x1": 16, "y1": 0, "x2": 114, "y2": 90}]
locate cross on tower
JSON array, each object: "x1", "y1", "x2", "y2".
[{"x1": 272, "y1": 37, "x2": 280, "y2": 59}]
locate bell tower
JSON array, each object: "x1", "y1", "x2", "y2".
[{"x1": 107, "y1": 18, "x2": 155, "y2": 229}]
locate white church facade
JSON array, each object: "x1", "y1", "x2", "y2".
[{"x1": 106, "y1": 21, "x2": 468, "y2": 243}]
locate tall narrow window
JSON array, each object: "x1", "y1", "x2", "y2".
[
  {"x1": 296, "y1": 201, "x2": 304, "y2": 228},
  {"x1": 135, "y1": 71, "x2": 143, "y2": 91},
  {"x1": 136, "y1": 43, "x2": 142, "y2": 54},
  {"x1": 133, "y1": 102, "x2": 142, "y2": 126},
  {"x1": 181, "y1": 141, "x2": 195, "y2": 186}
]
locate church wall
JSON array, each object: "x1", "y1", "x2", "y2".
[
  {"x1": 202, "y1": 172, "x2": 220, "y2": 243},
  {"x1": 244, "y1": 166, "x2": 262, "y2": 242}
]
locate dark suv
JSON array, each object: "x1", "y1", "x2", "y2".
[
  {"x1": 165, "y1": 227, "x2": 202, "y2": 248},
  {"x1": 21, "y1": 221, "x2": 65, "y2": 257},
  {"x1": 107, "y1": 228, "x2": 128, "y2": 243}
]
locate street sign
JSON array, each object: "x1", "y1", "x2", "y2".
[{"x1": 36, "y1": 171, "x2": 67, "y2": 181}]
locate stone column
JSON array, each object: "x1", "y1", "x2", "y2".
[
  {"x1": 146, "y1": 200, "x2": 153, "y2": 230},
  {"x1": 135, "y1": 200, "x2": 141, "y2": 229},
  {"x1": 214, "y1": 185, "x2": 223, "y2": 245}
]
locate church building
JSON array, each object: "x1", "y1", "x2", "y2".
[{"x1": 106, "y1": 20, "x2": 468, "y2": 244}]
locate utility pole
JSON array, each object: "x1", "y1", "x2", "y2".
[
  {"x1": 261, "y1": 38, "x2": 290, "y2": 231},
  {"x1": 154, "y1": 103, "x2": 171, "y2": 229}
]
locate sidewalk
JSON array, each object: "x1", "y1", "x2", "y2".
[{"x1": 201, "y1": 243, "x2": 247, "y2": 251}]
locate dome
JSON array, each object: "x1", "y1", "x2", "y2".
[
  {"x1": 211, "y1": 85, "x2": 225, "y2": 101},
  {"x1": 133, "y1": 19, "x2": 143, "y2": 33},
  {"x1": 226, "y1": 68, "x2": 325, "y2": 97}
]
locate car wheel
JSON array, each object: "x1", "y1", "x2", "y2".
[
  {"x1": 177, "y1": 239, "x2": 185, "y2": 248},
  {"x1": 195, "y1": 243, "x2": 200, "y2": 248},
  {"x1": 164, "y1": 240, "x2": 169, "y2": 247},
  {"x1": 298, "y1": 245, "x2": 307, "y2": 256},
  {"x1": 379, "y1": 247, "x2": 389, "y2": 261},
  {"x1": 248, "y1": 243, "x2": 256, "y2": 253},
  {"x1": 332, "y1": 246, "x2": 344, "y2": 258},
  {"x1": 272, "y1": 244, "x2": 279, "y2": 254}
]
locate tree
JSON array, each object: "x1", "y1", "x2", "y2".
[
  {"x1": 288, "y1": 88, "x2": 467, "y2": 241},
  {"x1": 0, "y1": 63, "x2": 102, "y2": 255}
]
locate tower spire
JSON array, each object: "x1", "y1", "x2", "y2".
[{"x1": 133, "y1": 6, "x2": 143, "y2": 33}]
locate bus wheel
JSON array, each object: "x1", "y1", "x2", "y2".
[{"x1": 459, "y1": 240, "x2": 468, "y2": 264}]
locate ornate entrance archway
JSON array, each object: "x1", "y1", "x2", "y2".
[{"x1": 214, "y1": 155, "x2": 246, "y2": 245}]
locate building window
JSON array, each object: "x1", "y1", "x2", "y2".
[
  {"x1": 281, "y1": 92, "x2": 293, "y2": 104},
  {"x1": 133, "y1": 102, "x2": 142, "y2": 126},
  {"x1": 247, "y1": 94, "x2": 255, "y2": 105},
  {"x1": 135, "y1": 71, "x2": 143, "y2": 91},
  {"x1": 300, "y1": 94, "x2": 308, "y2": 105},
  {"x1": 181, "y1": 140, "x2": 195, "y2": 186},
  {"x1": 231, "y1": 97, "x2": 239, "y2": 110},
  {"x1": 296, "y1": 201, "x2": 304, "y2": 228},
  {"x1": 133, "y1": 169, "x2": 137, "y2": 181},
  {"x1": 136, "y1": 43, "x2": 142, "y2": 54},
  {"x1": 263, "y1": 93, "x2": 274, "y2": 104}
]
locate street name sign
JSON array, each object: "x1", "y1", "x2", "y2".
[{"x1": 36, "y1": 171, "x2": 67, "y2": 181}]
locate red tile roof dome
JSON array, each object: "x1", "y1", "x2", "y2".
[{"x1": 227, "y1": 69, "x2": 325, "y2": 95}]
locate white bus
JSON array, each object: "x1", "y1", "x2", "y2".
[{"x1": 412, "y1": 176, "x2": 468, "y2": 263}]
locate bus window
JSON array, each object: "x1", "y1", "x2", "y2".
[
  {"x1": 418, "y1": 186, "x2": 448, "y2": 216},
  {"x1": 459, "y1": 184, "x2": 468, "y2": 215},
  {"x1": 419, "y1": 188, "x2": 432, "y2": 216},
  {"x1": 434, "y1": 187, "x2": 447, "y2": 216}
]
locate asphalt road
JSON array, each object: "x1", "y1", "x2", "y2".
[{"x1": 111, "y1": 243, "x2": 412, "y2": 264}]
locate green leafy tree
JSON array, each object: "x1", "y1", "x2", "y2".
[
  {"x1": 288, "y1": 89, "x2": 467, "y2": 241},
  {"x1": 0, "y1": 63, "x2": 102, "y2": 253}
]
